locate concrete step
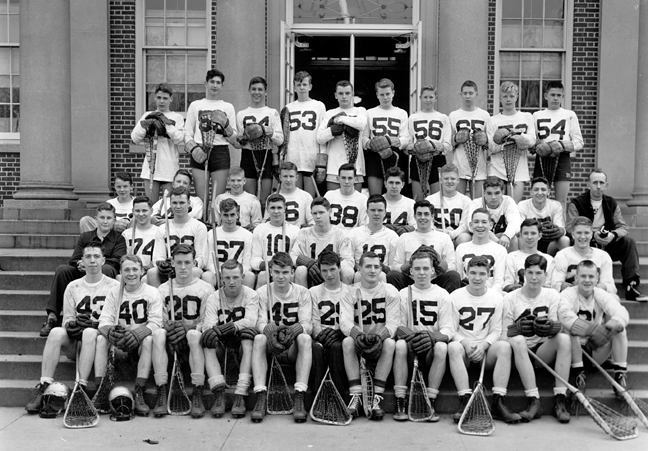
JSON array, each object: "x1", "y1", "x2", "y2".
[
  {"x1": 627, "y1": 319, "x2": 648, "y2": 341},
  {"x1": 0, "y1": 220, "x2": 81, "y2": 235},
  {"x1": 622, "y1": 300, "x2": 648, "y2": 319},
  {"x1": 0, "y1": 290, "x2": 49, "y2": 311},
  {"x1": 0, "y1": 311, "x2": 46, "y2": 332},
  {"x1": 637, "y1": 241, "x2": 648, "y2": 256},
  {"x1": 0, "y1": 234, "x2": 78, "y2": 249},
  {"x1": 0, "y1": 271, "x2": 53, "y2": 291},
  {"x1": 0, "y1": 332, "x2": 46, "y2": 355},
  {"x1": 612, "y1": 258, "x2": 648, "y2": 280},
  {"x1": 0, "y1": 354, "x2": 75, "y2": 380},
  {"x1": 628, "y1": 340, "x2": 648, "y2": 364},
  {"x1": 0, "y1": 249, "x2": 70, "y2": 271},
  {"x1": 1, "y1": 208, "x2": 94, "y2": 221}
]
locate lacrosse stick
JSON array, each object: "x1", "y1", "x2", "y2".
[
  {"x1": 582, "y1": 352, "x2": 648, "y2": 429},
  {"x1": 343, "y1": 129, "x2": 359, "y2": 167},
  {"x1": 281, "y1": 219, "x2": 287, "y2": 253},
  {"x1": 502, "y1": 132, "x2": 522, "y2": 193},
  {"x1": 64, "y1": 346, "x2": 100, "y2": 428},
  {"x1": 310, "y1": 367, "x2": 352, "y2": 425},
  {"x1": 407, "y1": 286, "x2": 433, "y2": 422},
  {"x1": 356, "y1": 288, "x2": 374, "y2": 419},
  {"x1": 199, "y1": 111, "x2": 217, "y2": 222},
  {"x1": 438, "y1": 169, "x2": 446, "y2": 233},
  {"x1": 416, "y1": 154, "x2": 434, "y2": 198},
  {"x1": 379, "y1": 152, "x2": 400, "y2": 183},
  {"x1": 539, "y1": 156, "x2": 558, "y2": 188},
  {"x1": 263, "y1": 250, "x2": 293, "y2": 415},
  {"x1": 278, "y1": 106, "x2": 289, "y2": 161},
  {"x1": 464, "y1": 135, "x2": 480, "y2": 200},
  {"x1": 311, "y1": 175, "x2": 321, "y2": 198},
  {"x1": 144, "y1": 130, "x2": 158, "y2": 197},
  {"x1": 129, "y1": 214, "x2": 137, "y2": 255},
  {"x1": 457, "y1": 357, "x2": 495, "y2": 436},
  {"x1": 529, "y1": 350, "x2": 638, "y2": 440}
]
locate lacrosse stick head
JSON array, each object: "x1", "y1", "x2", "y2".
[
  {"x1": 577, "y1": 393, "x2": 639, "y2": 441},
  {"x1": 464, "y1": 139, "x2": 481, "y2": 180},
  {"x1": 223, "y1": 346, "x2": 241, "y2": 388},
  {"x1": 457, "y1": 381, "x2": 495, "y2": 435},
  {"x1": 408, "y1": 358, "x2": 433, "y2": 422},
  {"x1": 502, "y1": 141, "x2": 521, "y2": 186},
  {"x1": 267, "y1": 356, "x2": 294, "y2": 414},
  {"x1": 92, "y1": 347, "x2": 116, "y2": 414},
  {"x1": 310, "y1": 370, "x2": 352, "y2": 425},
  {"x1": 343, "y1": 132, "x2": 359, "y2": 166},
  {"x1": 167, "y1": 355, "x2": 192, "y2": 415},
  {"x1": 64, "y1": 383, "x2": 99, "y2": 428},
  {"x1": 109, "y1": 386, "x2": 135, "y2": 422}
]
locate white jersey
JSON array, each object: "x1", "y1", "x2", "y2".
[
  {"x1": 517, "y1": 199, "x2": 565, "y2": 228},
  {"x1": 449, "y1": 108, "x2": 491, "y2": 180},
  {"x1": 284, "y1": 99, "x2": 327, "y2": 172},
  {"x1": 151, "y1": 196, "x2": 204, "y2": 222},
  {"x1": 256, "y1": 283, "x2": 312, "y2": 334},
  {"x1": 317, "y1": 106, "x2": 367, "y2": 176},
  {"x1": 131, "y1": 110, "x2": 185, "y2": 182},
  {"x1": 502, "y1": 287, "x2": 561, "y2": 348},
  {"x1": 552, "y1": 247, "x2": 616, "y2": 293},
  {"x1": 213, "y1": 226, "x2": 253, "y2": 272},
  {"x1": 249, "y1": 222, "x2": 300, "y2": 271},
  {"x1": 213, "y1": 191, "x2": 262, "y2": 228},
  {"x1": 408, "y1": 110, "x2": 452, "y2": 156},
  {"x1": 384, "y1": 196, "x2": 416, "y2": 227},
  {"x1": 450, "y1": 287, "x2": 503, "y2": 344},
  {"x1": 455, "y1": 241, "x2": 508, "y2": 292},
  {"x1": 236, "y1": 105, "x2": 284, "y2": 150},
  {"x1": 185, "y1": 98, "x2": 237, "y2": 147},
  {"x1": 62, "y1": 275, "x2": 120, "y2": 327},
  {"x1": 426, "y1": 191, "x2": 471, "y2": 230},
  {"x1": 339, "y1": 282, "x2": 401, "y2": 338},
  {"x1": 98, "y1": 282, "x2": 163, "y2": 332},
  {"x1": 393, "y1": 229, "x2": 456, "y2": 272},
  {"x1": 202, "y1": 286, "x2": 260, "y2": 331},
  {"x1": 290, "y1": 225, "x2": 354, "y2": 272},
  {"x1": 310, "y1": 283, "x2": 354, "y2": 336},
  {"x1": 122, "y1": 225, "x2": 158, "y2": 268},
  {"x1": 503, "y1": 250, "x2": 554, "y2": 289},
  {"x1": 456, "y1": 196, "x2": 521, "y2": 240},
  {"x1": 363, "y1": 106, "x2": 410, "y2": 150},
  {"x1": 324, "y1": 189, "x2": 368, "y2": 229},
  {"x1": 348, "y1": 226, "x2": 399, "y2": 268},
  {"x1": 532, "y1": 107, "x2": 583, "y2": 151},
  {"x1": 486, "y1": 111, "x2": 535, "y2": 182},
  {"x1": 153, "y1": 218, "x2": 208, "y2": 269},
  {"x1": 399, "y1": 285, "x2": 454, "y2": 339},
  {"x1": 271, "y1": 188, "x2": 314, "y2": 227},
  {"x1": 158, "y1": 277, "x2": 212, "y2": 331},
  {"x1": 107, "y1": 197, "x2": 133, "y2": 221}
]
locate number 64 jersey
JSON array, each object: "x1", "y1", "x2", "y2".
[
  {"x1": 98, "y1": 282, "x2": 164, "y2": 332},
  {"x1": 340, "y1": 282, "x2": 400, "y2": 338},
  {"x1": 449, "y1": 287, "x2": 503, "y2": 345}
]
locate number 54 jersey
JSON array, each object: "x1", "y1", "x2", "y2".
[
  {"x1": 340, "y1": 282, "x2": 400, "y2": 338},
  {"x1": 98, "y1": 282, "x2": 164, "y2": 331},
  {"x1": 449, "y1": 287, "x2": 503, "y2": 345}
]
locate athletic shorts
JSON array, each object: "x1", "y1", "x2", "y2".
[
  {"x1": 189, "y1": 144, "x2": 230, "y2": 173},
  {"x1": 364, "y1": 148, "x2": 403, "y2": 178},
  {"x1": 298, "y1": 170, "x2": 313, "y2": 178},
  {"x1": 533, "y1": 152, "x2": 571, "y2": 182},
  {"x1": 409, "y1": 155, "x2": 447, "y2": 183},
  {"x1": 240, "y1": 148, "x2": 273, "y2": 180}
]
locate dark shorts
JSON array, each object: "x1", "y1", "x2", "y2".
[
  {"x1": 298, "y1": 170, "x2": 313, "y2": 178},
  {"x1": 409, "y1": 155, "x2": 447, "y2": 183},
  {"x1": 364, "y1": 148, "x2": 405, "y2": 178},
  {"x1": 189, "y1": 144, "x2": 231, "y2": 172},
  {"x1": 240, "y1": 148, "x2": 273, "y2": 180},
  {"x1": 533, "y1": 152, "x2": 572, "y2": 182}
]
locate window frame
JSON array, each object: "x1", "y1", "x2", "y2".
[{"x1": 0, "y1": 0, "x2": 19, "y2": 141}]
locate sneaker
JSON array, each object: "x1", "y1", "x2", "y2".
[
  {"x1": 393, "y1": 396, "x2": 407, "y2": 421},
  {"x1": 347, "y1": 393, "x2": 362, "y2": 418},
  {"x1": 210, "y1": 385, "x2": 225, "y2": 418},
  {"x1": 452, "y1": 394, "x2": 471, "y2": 423},
  {"x1": 250, "y1": 391, "x2": 267, "y2": 423},
  {"x1": 553, "y1": 394, "x2": 571, "y2": 424},
  {"x1": 39, "y1": 318, "x2": 57, "y2": 337},
  {"x1": 491, "y1": 394, "x2": 522, "y2": 424},
  {"x1": 25, "y1": 382, "x2": 50, "y2": 414},
  {"x1": 191, "y1": 385, "x2": 205, "y2": 418},
  {"x1": 626, "y1": 282, "x2": 648, "y2": 302},
  {"x1": 518, "y1": 397, "x2": 543, "y2": 422},
  {"x1": 133, "y1": 384, "x2": 150, "y2": 416},
  {"x1": 428, "y1": 398, "x2": 440, "y2": 423},
  {"x1": 293, "y1": 391, "x2": 307, "y2": 423},
  {"x1": 152, "y1": 385, "x2": 168, "y2": 417},
  {"x1": 613, "y1": 372, "x2": 627, "y2": 398},
  {"x1": 370, "y1": 394, "x2": 385, "y2": 421},
  {"x1": 231, "y1": 394, "x2": 247, "y2": 418}
]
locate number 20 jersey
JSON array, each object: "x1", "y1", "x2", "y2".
[
  {"x1": 98, "y1": 282, "x2": 164, "y2": 331},
  {"x1": 449, "y1": 287, "x2": 503, "y2": 344},
  {"x1": 158, "y1": 277, "x2": 213, "y2": 330}
]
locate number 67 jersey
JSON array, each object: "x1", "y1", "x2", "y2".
[
  {"x1": 98, "y1": 282, "x2": 164, "y2": 331},
  {"x1": 449, "y1": 287, "x2": 503, "y2": 345}
]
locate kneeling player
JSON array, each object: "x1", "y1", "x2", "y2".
[
  {"x1": 393, "y1": 250, "x2": 454, "y2": 422},
  {"x1": 97, "y1": 254, "x2": 164, "y2": 416},
  {"x1": 152, "y1": 244, "x2": 213, "y2": 418},
  {"x1": 200, "y1": 259, "x2": 260, "y2": 418},
  {"x1": 340, "y1": 252, "x2": 399, "y2": 420},
  {"x1": 503, "y1": 254, "x2": 571, "y2": 423},
  {"x1": 251, "y1": 252, "x2": 313, "y2": 423},
  {"x1": 448, "y1": 256, "x2": 521, "y2": 424}
]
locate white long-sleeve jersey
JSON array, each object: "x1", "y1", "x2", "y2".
[
  {"x1": 426, "y1": 191, "x2": 471, "y2": 230},
  {"x1": 517, "y1": 199, "x2": 565, "y2": 228},
  {"x1": 552, "y1": 247, "x2": 616, "y2": 293},
  {"x1": 532, "y1": 107, "x2": 583, "y2": 151},
  {"x1": 486, "y1": 111, "x2": 535, "y2": 182},
  {"x1": 290, "y1": 225, "x2": 354, "y2": 272},
  {"x1": 184, "y1": 98, "x2": 237, "y2": 147},
  {"x1": 152, "y1": 218, "x2": 208, "y2": 270},
  {"x1": 384, "y1": 196, "x2": 416, "y2": 227},
  {"x1": 324, "y1": 189, "x2": 368, "y2": 229},
  {"x1": 362, "y1": 106, "x2": 410, "y2": 150},
  {"x1": 201, "y1": 286, "x2": 260, "y2": 332},
  {"x1": 503, "y1": 250, "x2": 554, "y2": 289},
  {"x1": 455, "y1": 196, "x2": 521, "y2": 240},
  {"x1": 256, "y1": 283, "x2": 312, "y2": 335},
  {"x1": 284, "y1": 99, "x2": 327, "y2": 172},
  {"x1": 398, "y1": 285, "x2": 455, "y2": 339},
  {"x1": 455, "y1": 241, "x2": 508, "y2": 292},
  {"x1": 501, "y1": 287, "x2": 561, "y2": 348},
  {"x1": 213, "y1": 191, "x2": 262, "y2": 228},
  {"x1": 268, "y1": 188, "x2": 313, "y2": 227},
  {"x1": 450, "y1": 287, "x2": 503, "y2": 345},
  {"x1": 62, "y1": 275, "x2": 120, "y2": 327},
  {"x1": 339, "y1": 282, "x2": 400, "y2": 338},
  {"x1": 157, "y1": 277, "x2": 213, "y2": 331},
  {"x1": 310, "y1": 283, "x2": 354, "y2": 336},
  {"x1": 98, "y1": 282, "x2": 163, "y2": 333},
  {"x1": 249, "y1": 222, "x2": 300, "y2": 271},
  {"x1": 212, "y1": 226, "x2": 253, "y2": 272},
  {"x1": 122, "y1": 225, "x2": 158, "y2": 268},
  {"x1": 449, "y1": 108, "x2": 491, "y2": 180},
  {"x1": 393, "y1": 229, "x2": 456, "y2": 272},
  {"x1": 349, "y1": 226, "x2": 399, "y2": 269},
  {"x1": 317, "y1": 106, "x2": 367, "y2": 176},
  {"x1": 235, "y1": 106, "x2": 284, "y2": 149},
  {"x1": 151, "y1": 196, "x2": 204, "y2": 222},
  {"x1": 407, "y1": 110, "x2": 452, "y2": 156}
]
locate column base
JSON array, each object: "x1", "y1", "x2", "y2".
[
  {"x1": 12, "y1": 182, "x2": 80, "y2": 201},
  {"x1": 2, "y1": 199, "x2": 88, "y2": 220}
]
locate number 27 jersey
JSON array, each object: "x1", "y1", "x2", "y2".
[{"x1": 450, "y1": 287, "x2": 503, "y2": 344}]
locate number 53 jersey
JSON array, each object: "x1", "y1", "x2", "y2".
[
  {"x1": 339, "y1": 282, "x2": 400, "y2": 338},
  {"x1": 449, "y1": 287, "x2": 503, "y2": 345},
  {"x1": 98, "y1": 282, "x2": 164, "y2": 331}
]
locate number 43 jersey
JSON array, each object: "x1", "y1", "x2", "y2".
[
  {"x1": 449, "y1": 287, "x2": 503, "y2": 345},
  {"x1": 339, "y1": 282, "x2": 400, "y2": 338},
  {"x1": 62, "y1": 275, "x2": 121, "y2": 327},
  {"x1": 398, "y1": 285, "x2": 454, "y2": 339},
  {"x1": 98, "y1": 282, "x2": 164, "y2": 331}
]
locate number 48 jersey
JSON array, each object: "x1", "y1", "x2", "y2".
[
  {"x1": 62, "y1": 275, "x2": 121, "y2": 327},
  {"x1": 98, "y1": 282, "x2": 164, "y2": 331},
  {"x1": 450, "y1": 287, "x2": 503, "y2": 345},
  {"x1": 501, "y1": 287, "x2": 560, "y2": 348},
  {"x1": 398, "y1": 285, "x2": 454, "y2": 339},
  {"x1": 122, "y1": 225, "x2": 158, "y2": 268}
]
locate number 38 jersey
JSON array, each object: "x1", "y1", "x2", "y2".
[
  {"x1": 502, "y1": 287, "x2": 560, "y2": 348},
  {"x1": 201, "y1": 285, "x2": 260, "y2": 332},
  {"x1": 324, "y1": 189, "x2": 368, "y2": 229},
  {"x1": 62, "y1": 275, "x2": 121, "y2": 327},
  {"x1": 157, "y1": 278, "x2": 213, "y2": 330},
  {"x1": 340, "y1": 282, "x2": 400, "y2": 338},
  {"x1": 284, "y1": 99, "x2": 327, "y2": 172},
  {"x1": 450, "y1": 287, "x2": 503, "y2": 345},
  {"x1": 310, "y1": 284, "x2": 354, "y2": 336},
  {"x1": 122, "y1": 226, "x2": 158, "y2": 269},
  {"x1": 398, "y1": 285, "x2": 454, "y2": 339},
  {"x1": 256, "y1": 283, "x2": 313, "y2": 335},
  {"x1": 98, "y1": 282, "x2": 163, "y2": 332}
]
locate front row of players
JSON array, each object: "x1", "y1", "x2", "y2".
[{"x1": 27, "y1": 241, "x2": 629, "y2": 425}]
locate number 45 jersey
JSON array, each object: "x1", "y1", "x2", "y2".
[
  {"x1": 449, "y1": 287, "x2": 503, "y2": 345},
  {"x1": 98, "y1": 282, "x2": 164, "y2": 331},
  {"x1": 255, "y1": 283, "x2": 313, "y2": 334},
  {"x1": 398, "y1": 285, "x2": 454, "y2": 339},
  {"x1": 340, "y1": 282, "x2": 400, "y2": 338}
]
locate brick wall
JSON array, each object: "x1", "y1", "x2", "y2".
[{"x1": 0, "y1": 152, "x2": 19, "y2": 203}]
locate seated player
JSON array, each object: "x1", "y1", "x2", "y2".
[
  {"x1": 25, "y1": 242, "x2": 120, "y2": 414},
  {"x1": 41, "y1": 202, "x2": 126, "y2": 337},
  {"x1": 448, "y1": 256, "x2": 521, "y2": 424},
  {"x1": 97, "y1": 254, "x2": 164, "y2": 416},
  {"x1": 340, "y1": 252, "x2": 399, "y2": 420},
  {"x1": 250, "y1": 193, "x2": 300, "y2": 287},
  {"x1": 382, "y1": 167, "x2": 416, "y2": 235},
  {"x1": 393, "y1": 250, "x2": 454, "y2": 422},
  {"x1": 148, "y1": 186, "x2": 214, "y2": 288},
  {"x1": 151, "y1": 244, "x2": 214, "y2": 418},
  {"x1": 291, "y1": 197, "x2": 355, "y2": 287},
  {"x1": 251, "y1": 252, "x2": 313, "y2": 423},
  {"x1": 150, "y1": 169, "x2": 204, "y2": 225},
  {"x1": 503, "y1": 218, "x2": 554, "y2": 292},
  {"x1": 558, "y1": 260, "x2": 630, "y2": 393},
  {"x1": 200, "y1": 259, "x2": 260, "y2": 418},
  {"x1": 387, "y1": 200, "x2": 460, "y2": 292},
  {"x1": 79, "y1": 172, "x2": 133, "y2": 234},
  {"x1": 517, "y1": 177, "x2": 569, "y2": 255},
  {"x1": 455, "y1": 176, "x2": 521, "y2": 251},
  {"x1": 121, "y1": 195, "x2": 158, "y2": 275},
  {"x1": 212, "y1": 167, "x2": 262, "y2": 231},
  {"x1": 324, "y1": 163, "x2": 368, "y2": 229},
  {"x1": 273, "y1": 161, "x2": 314, "y2": 227},
  {"x1": 553, "y1": 216, "x2": 615, "y2": 293},
  {"x1": 503, "y1": 254, "x2": 571, "y2": 423},
  {"x1": 310, "y1": 251, "x2": 352, "y2": 399},
  {"x1": 426, "y1": 163, "x2": 471, "y2": 243},
  {"x1": 348, "y1": 195, "x2": 399, "y2": 283},
  {"x1": 456, "y1": 208, "x2": 508, "y2": 293}
]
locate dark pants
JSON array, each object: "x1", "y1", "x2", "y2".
[
  {"x1": 311, "y1": 340, "x2": 347, "y2": 400},
  {"x1": 46, "y1": 264, "x2": 118, "y2": 317},
  {"x1": 604, "y1": 236, "x2": 641, "y2": 285},
  {"x1": 386, "y1": 269, "x2": 462, "y2": 293}
]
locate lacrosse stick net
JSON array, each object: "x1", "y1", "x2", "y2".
[
  {"x1": 64, "y1": 347, "x2": 99, "y2": 428},
  {"x1": 458, "y1": 358, "x2": 495, "y2": 436},
  {"x1": 310, "y1": 368, "x2": 352, "y2": 425},
  {"x1": 92, "y1": 349, "x2": 116, "y2": 414},
  {"x1": 502, "y1": 140, "x2": 522, "y2": 187},
  {"x1": 407, "y1": 286, "x2": 433, "y2": 422},
  {"x1": 539, "y1": 156, "x2": 558, "y2": 187},
  {"x1": 343, "y1": 131, "x2": 359, "y2": 166}
]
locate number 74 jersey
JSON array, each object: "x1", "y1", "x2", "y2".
[{"x1": 449, "y1": 287, "x2": 503, "y2": 345}]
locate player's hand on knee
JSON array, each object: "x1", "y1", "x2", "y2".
[
  {"x1": 507, "y1": 314, "x2": 536, "y2": 337},
  {"x1": 396, "y1": 326, "x2": 415, "y2": 341},
  {"x1": 217, "y1": 322, "x2": 236, "y2": 337},
  {"x1": 533, "y1": 316, "x2": 561, "y2": 337},
  {"x1": 587, "y1": 324, "x2": 613, "y2": 350},
  {"x1": 239, "y1": 327, "x2": 258, "y2": 341},
  {"x1": 76, "y1": 313, "x2": 95, "y2": 329},
  {"x1": 605, "y1": 319, "x2": 624, "y2": 334},
  {"x1": 200, "y1": 327, "x2": 220, "y2": 349},
  {"x1": 65, "y1": 320, "x2": 84, "y2": 341},
  {"x1": 411, "y1": 331, "x2": 433, "y2": 355}
]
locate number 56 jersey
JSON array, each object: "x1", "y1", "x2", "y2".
[
  {"x1": 449, "y1": 287, "x2": 503, "y2": 345},
  {"x1": 340, "y1": 282, "x2": 400, "y2": 338},
  {"x1": 98, "y1": 282, "x2": 164, "y2": 331}
]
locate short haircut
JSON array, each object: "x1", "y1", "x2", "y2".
[
  {"x1": 336, "y1": 80, "x2": 353, "y2": 91},
  {"x1": 248, "y1": 76, "x2": 267, "y2": 90},
  {"x1": 359, "y1": 251, "x2": 381, "y2": 267},
  {"x1": 385, "y1": 166, "x2": 405, "y2": 182},
  {"x1": 206, "y1": 69, "x2": 225, "y2": 83},
  {"x1": 96, "y1": 202, "x2": 115, "y2": 214},
  {"x1": 271, "y1": 251, "x2": 293, "y2": 269},
  {"x1": 174, "y1": 168, "x2": 193, "y2": 184},
  {"x1": 338, "y1": 162, "x2": 356, "y2": 176},
  {"x1": 294, "y1": 71, "x2": 312, "y2": 84},
  {"x1": 280, "y1": 161, "x2": 298, "y2": 173},
  {"x1": 467, "y1": 255, "x2": 490, "y2": 271},
  {"x1": 483, "y1": 176, "x2": 505, "y2": 191},
  {"x1": 500, "y1": 81, "x2": 519, "y2": 96},
  {"x1": 221, "y1": 259, "x2": 244, "y2": 274},
  {"x1": 228, "y1": 167, "x2": 245, "y2": 178},
  {"x1": 266, "y1": 193, "x2": 286, "y2": 206},
  {"x1": 572, "y1": 216, "x2": 593, "y2": 229},
  {"x1": 318, "y1": 249, "x2": 340, "y2": 268},
  {"x1": 524, "y1": 254, "x2": 547, "y2": 271},
  {"x1": 132, "y1": 195, "x2": 152, "y2": 207},
  {"x1": 471, "y1": 207, "x2": 490, "y2": 220},
  {"x1": 439, "y1": 163, "x2": 459, "y2": 176},
  {"x1": 413, "y1": 199, "x2": 433, "y2": 215},
  {"x1": 589, "y1": 169, "x2": 607, "y2": 181},
  {"x1": 120, "y1": 253, "x2": 143, "y2": 268},
  {"x1": 577, "y1": 259, "x2": 600, "y2": 274},
  {"x1": 520, "y1": 218, "x2": 542, "y2": 233},
  {"x1": 409, "y1": 249, "x2": 432, "y2": 267},
  {"x1": 367, "y1": 194, "x2": 386, "y2": 208},
  {"x1": 172, "y1": 243, "x2": 196, "y2": 259},
  {"x1": 545, "y1": 81, "x2": 564, "y2": 92},
  {"x1": 171, "y1": 186, "x2": 190, "y2": 199},
  {"x1": 83, "y1": 240, "x2": 105, "y2": 255},
  {"x1": 115, "y1": 172, "x2": 132, "y2": 185},
  {"x1": 420, "y1": 84, "x2": 437, "y2": 95},
  {"x1": 461, "y1": 80, "x2": 478, "y2": 92},
  {"x1": 220, "y1": 198, "x2": 239, "y2": 214},
  {"x1": 154, "y1": 83, "x2": 173, "y2": 96},
  {"x1": 530, "y1": 176, "x2": 549, "y2": 189},
  {"x1": 375, "y1": 78, "x2": 394, "y2": 91},
  {"x1": 311, "y1": 196, "x2": 331, "y2": 210}
]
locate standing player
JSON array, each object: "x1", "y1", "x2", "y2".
[
  {"x1": 184, "y1": 69, "x2": 238, "y2": 205},
  {"x1": 407, "y1": 85, "x2": 452, "y2": 200},
  {"x1": 97, "y1": 254, "x2": 164, "y2": 416},
  {"x1": 324, "y1": 163, "x2": 368, "y2": 229},
  {"x1": 212, "y1": 167, "x2": 262, "y2": 230},
  {"x1": 383, "y1": 167, "x2": 416, "y2": 235},
  {"x1": 251, "y1": 252, "x2": 313, "y2": 423},
  {"x1": 273, "y1": 161, "x2": 314, "y2": 227},
  {"x1": 131, "y1": 83, "x2": 185, "y2": 202},
  {"x1": 316, "y1": 80, "x2": 367, "y2": 192},
  {"x1": 233, "y1": 76, "x2": 284, "y2": 207},
  {"x1": 150, "y1": 169, "x2": 204, "y2": 225},
  {"x1": 486, "y1": 81, "x2": 536, "y2": 202},
  {"x1": 426, "y1": 163, "x2": 471, "y2": 242},
  {"x1": 393, "y1": 250, "x2": 454, "y2": 422},
  {"x1": 152, "y1": 244, "x2": 213, "y2": 418},
  {"x1": 122, "y1": 196, "x2": 158, "y2": 273},
  {"x1": 533, "y1": 81, "x2": 583, "y2": 212},
  {"x1": 283, "y1": 71, "x2": 327, "y2": 198},
  {"x1": 340, "y1": 252, "x2": 399, "y2": 420},
  {"x1": 503, "y1": 218, "x2": 554, "y2": 292},
  {"x1": 448, "y1": 256, "x2": 521, "y2": 423},
  {"x1": 503, "y1": 254, "x2": 571, "y2": 423},
  {"x1": 212, "y1": 199, "x2": 255, "y2": 288},
  {"x1": 363, "y1": 78, "x2": 410, "y2": 195},
  {"x1": 291, "y1": 197, "x2": 355, "y2": 287}
]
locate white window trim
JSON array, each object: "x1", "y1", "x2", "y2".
[{"x1": 493, "y1": 0, "x2": 573, "y2": 115}]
